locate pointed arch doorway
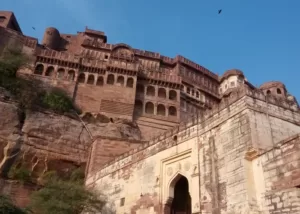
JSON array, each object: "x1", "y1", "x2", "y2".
[{"x1": 166, "y1": 174, "x2": 192, "y2": 214}]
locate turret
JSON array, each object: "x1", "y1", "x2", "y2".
[
  {"x1": 42, "y1": 27, "x2": 61, "y2": 50},
  {"x1": 219, "y1": 69, "x2": 245, "y2": 95},
  {"x1": 259, "y1": 81, "x2": 287, "y2": 98}
]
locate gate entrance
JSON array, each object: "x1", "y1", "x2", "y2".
[{"x1": 170, "y1": 175, "x2": 191, "y2": 214}]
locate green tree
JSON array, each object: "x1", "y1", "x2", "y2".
[
  {"x1": 0, "y1": 48, "x2": 30, "y2": 76},
  {"x1": 0, "y1": 48, "x2": 40, "y2": 109},
  {"x1": 0, "y1": 194, "x2": 27, "y2": 214},
  {"x1": 29, "y1": 170, "x2": 106, "y2": 214}
]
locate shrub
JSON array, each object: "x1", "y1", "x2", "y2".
[
  {"x1": 41, "y1": 89, "x2": 74, "y2": 113},
  {"x1": 8, "y1": 166, "x2": 31, "y2": 184},
  {"x1": 29, "y1": 177, "x2": 106, "y2": 214},
  {"x1": 0, "y1": 48, "x2": 30, "y2": 77},
  {"x1": 0, "y1": 194, "x2": 28, "y2": 214},
  {"x1": 69, "y1": 168, "x2": 85, "y2": 184}
]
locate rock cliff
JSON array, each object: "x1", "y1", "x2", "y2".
[{"x1": 0, "y1": 87, "x2": 142, "y2": 184}]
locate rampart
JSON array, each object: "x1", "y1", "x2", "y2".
[{"x1": 86, "y1": 85, "x2": 300, "y2": 183}]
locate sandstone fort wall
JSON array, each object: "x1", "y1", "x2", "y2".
[{"x1": 86, "y1": 86, "x2": 300, "y2": 214}]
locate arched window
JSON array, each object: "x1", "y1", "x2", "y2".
[
  {"x1": 45, "y1": 66, "x2": 54, "y2": 77},
  {"x1": 87, "y1": 75, "x2": 95, "y2": 84},
  {"x1": 158, "y1": 88, "x2": 166, "y2": 98},
  {"x1": 145, "y1": 102, "x2": 154, "y2": 114},
  {"x1": 169, "y1": 90, "x2": 177, "y2": 100},
  {"x1": 34, "y1": 64, "x2": 44, "y2": 75},
  {"x1": 68, "y1": 70, "x2": 75, "y2": 81},
  {"x1": 134, "y1": 100, "x2": 143, "y2": 115},
  {"x1": 277, "y1": 88, "x2": 282, "y2": 94},
  {"x1": 107, "y1": 74, "x2": 114, "y2": 85},
  {"x1": 136, "y1": 84, "x2": 144, "y2": 94},
  {"x1": 96, "y1": 76, "x2": 104, "y2": 86},
  {"x1": 169, "y1": 106, "x2": 177, "y2": 116},
  {"x1": 157, "y1": 104, "x2": 166, "y2": 116},
  {"x1": 117, "y1": 76, "x2": 125, "y2": 85},
  {"x1": 146, "y1": 86, "x2": 155, "y2": 96},
  {"x1": 77, "y1": 73, "x2": 85, "y2": 83},
  {"x1": 57, "y1": 68, "x2": 65, "y2": 79},
  {"x1": 126, "y1": 77, "x2": 134, "y2": 88}
]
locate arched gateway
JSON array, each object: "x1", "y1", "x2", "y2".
[{"x1": 164, "y1": 174, "x2": 192, "y2": 214}]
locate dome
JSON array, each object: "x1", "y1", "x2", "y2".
[
  {"x1": 259, "y1": 81, "x2": 286, "y2": 90},
  {"x1": 220, "y1": 69, "x2": 244, "y2": 81},
  {"x1": 45, "y1": 27, "x2": 60, "y2": 34}
]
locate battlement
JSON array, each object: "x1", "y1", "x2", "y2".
[
  {"x1": 84, "y1": 27, "x2": 106, "y2": 37},
  {"x1": 176, "y1": 55, "x2": 218, "y2": 80},
  {"x1": 0, "y1": 26, "x2": 37, "y2": 49}
]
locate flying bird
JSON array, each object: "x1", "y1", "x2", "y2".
[
  {"x1": 218, "y1": 9, "x2": 222, "y2": 14},
  {"x1": 32, "y1": 27, "x2": 36, "y2": 30}
]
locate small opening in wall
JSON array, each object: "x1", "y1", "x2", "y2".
[
  {"x1": 110, "y1": 118, "x2": 114, "y2": 123},
  {"x1": 173, "y1": 135, "x2": 178, "y2": 142},
  {"x1": 104, "y1": 55, "x2": 108, "y2": 59},
  {"x1": 187, "y1": 87, "x2": 190, "y2": 94},
  {"x1": 267, "y1": 90, "x2": 271, "y2": 95},
  {"x1": 295, "y1": 185, "x2": 300, "y2": 188},
  {"x1": 277, "y1": 88, "x2": 282, "y2": 94},
  {"x1": 120, "y1": 197, "x2": 125, "y2": 206}
]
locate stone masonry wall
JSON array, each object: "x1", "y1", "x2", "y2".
[
  {"x1": 87, "y1": 137, "x2": 144, "y2": 176},
  {"x1": 247, "y1": 97, "x2": 300, "y2": 150},
  {"x1": 86, "y1": 86, "x2": 300, "y2": 214},
  {"x1": 86, "y1": 94, "x2": 252, "y2": 214},
  {"x1": 252, "y1": 134, "x2": 300, "y2": 214}
]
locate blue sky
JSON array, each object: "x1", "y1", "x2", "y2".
[{"x1": 2, "y1": 0, "x2": 300, "y2": 100}]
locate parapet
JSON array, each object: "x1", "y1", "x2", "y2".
[{"x1": 84, "y1": 27, "x2": 107, "y2": 43}]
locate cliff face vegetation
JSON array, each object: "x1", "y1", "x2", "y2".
[{"x1": 0, "y1": 86, "x2": 142, "y2": 177}]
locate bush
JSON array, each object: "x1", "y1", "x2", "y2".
[
  {"x1": 41, "y1": 89, "x2": 74, "y2": 113},
  {"x1": 69, "y1": 168, "x2": 85, "y2": 184},
  {"x1": 8, "y1": 166, "x2": 31, "y2": 184},
  {"x1": 29, "y1": 177, "x2": 106, "y2": 214},
  {"x1": 0, "y1": 48, "x2": 30, "y2": 77},
  {"x1": 0, "y1": 195, "x2": 27, "y2": 214}
]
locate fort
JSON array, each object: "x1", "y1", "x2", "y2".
[{"x1": 1, "y1": 11, "x2": 300, "y2": 214}]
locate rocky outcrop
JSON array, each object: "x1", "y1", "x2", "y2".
[{"x1": 0, "y1": 87, "x2": 142, "y2": 183}]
